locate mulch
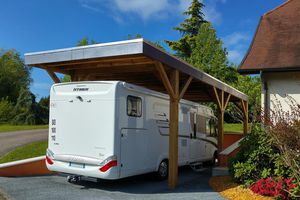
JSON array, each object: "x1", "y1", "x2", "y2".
[{"x1": 209, "y1": 176, "x2": 273, "y2": 200}]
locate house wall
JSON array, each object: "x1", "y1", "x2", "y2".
[{"x1": 261, "y1": 71, "x2": 300, "y2": 117}]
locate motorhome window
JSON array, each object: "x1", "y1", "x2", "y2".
[
  {"x1": 127, "y1": 96, "x2": 142, "y2": 117},
  {"x1": 190, "y1": 112, "x2": 196, "y2": 138},
  {"x1": 206, "y1": 118, "x2": 210, "y2": 135},
  {"x1": 196, "y1": 115, "x2": 206, "y2": 133},
  {"x1": 209, "y1": 118, "x2": 217, "y2": 137}
]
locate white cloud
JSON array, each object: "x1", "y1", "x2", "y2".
[
  {"x1": 113, "y1": 0, "x2": 170, "y2": 20},
  {"x1": 78, "y1": 0, "x2": 226, "y2": 24},
  {"x1": 222, "y1": 32, "x2": 251, "y2": 64},
  {"x1": 202, "y1": 0, "x2": 226, "y2": 25},
  {"x1": 227, "y1": 50, "x2": 244, "y2": 64},
  {"x1": 178, "y1": 0, "x2": 192, "y2": 12},
  {"x1": 223, "y1": 32, "x2": 250, "y2": 46}
]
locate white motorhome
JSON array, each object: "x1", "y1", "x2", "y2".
[{"x1": 46, "y1": 81, "x2": 218, "y2": 182}]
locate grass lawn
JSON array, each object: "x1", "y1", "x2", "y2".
[
  {"x1": 0, "y1": 124, "x2": 48, "y2": 133},
  {"x1": 224, "y1": 123, "x2": 243, "y2": 133},
  {"x1": 0, "y1": 140, "x2": 48, "y2": 164}
]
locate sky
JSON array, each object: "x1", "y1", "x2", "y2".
[{"x1": 0, "y1": 0, "x2": 286, "y2": 99}]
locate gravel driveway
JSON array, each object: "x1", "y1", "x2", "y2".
[
  {"x1": 0, "y1": 167, "x2": 225, "y2": 200},
  {"x1": 0, "y1": 129, "x2": 48, "y2": 157}
]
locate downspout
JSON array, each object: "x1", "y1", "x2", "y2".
[{"x1": 261, "y1": 71, "x2": 269, "y2": 123}]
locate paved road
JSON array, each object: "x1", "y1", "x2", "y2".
[
  {"x1": 0, "y1": 167, "x2": 225, "y2": 200},
  {"x1": 0, "y1": 129, "x2": 48, "y2": 157}
]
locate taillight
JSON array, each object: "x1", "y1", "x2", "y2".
[
  {"x1": 46, "y1": 155, "x2": 54, "y2": 165},
  {"x1": 46, "y1": 149, "x2": 54, "y2": 165},
  {"x1": 99, "y1": 155, "x2": 117, "y2": 172}
]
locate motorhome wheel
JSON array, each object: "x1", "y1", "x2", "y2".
[{"x1": 157, "y1": 160, "x2": 168, "y2": 180}]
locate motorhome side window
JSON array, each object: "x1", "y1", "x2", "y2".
[
  {"x1": 127, "y1": 96, "x2": 142, "y2": 117},
  {"x1": 196, "y1": 115, "x2": 206, "y2": 133}
]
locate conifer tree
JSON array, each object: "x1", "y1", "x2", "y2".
[{"x1": 166, "y1": 0, "x2": 206, "y2": 59}]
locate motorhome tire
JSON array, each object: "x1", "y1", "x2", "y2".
[{"x1": 157, "y1": 160, "x2": 168, "y2": 180}]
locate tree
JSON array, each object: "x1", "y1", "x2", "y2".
[
  {"x1": 166, "y1": 0, "x2": 206, "y2": 59},
  {"x1": 166, "y1": 0, "x2": 261, "y2": 122},
  {"x1": 0, "y1": 49, "x2": 31, "y2": 103},
  {"x1": 188, "y1": 23, "x2": 238, "y2": 84},
  {"x1": 77, "y1": 37, "x2": 97, "y2": 46},
  {"x1": 165, "y1": 1, "x2": 239, "y2": 85}
]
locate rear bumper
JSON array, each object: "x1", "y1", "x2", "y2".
[{"x1": 46, "y1": 160, "x2": 120, "y2": 180}]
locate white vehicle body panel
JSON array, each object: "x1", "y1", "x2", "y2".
[{"x1": 46, "y1": 81, "x2": 218, "y2": 180}]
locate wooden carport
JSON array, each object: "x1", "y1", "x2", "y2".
[{"x1": 25, "y1": 38, "x2": 248, "y2": 189}]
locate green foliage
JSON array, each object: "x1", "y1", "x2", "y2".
[
  {"x1": 0, "y1": 49, "x2": 31, "y2": 103},
  {"x1": 165, "y1": 0, "x2": 261, "y2": 122},
  {"x1": 61, "y1": 75, "x2": 71, "y2": 82},
  {"x1": 0, "y1": 98, "x2": 14, "y2": 123},
  {"x1": 77, "y1": 37, "x2": 98, "y2": 46},
  {"x1": 224, "y1": 123, "x2": 243, "y2": 133},
  {"x1": 229, "y1": 124, "x2": 291, "y2": 186},
  {"x1": 234, "y1": 75, "x2": 261, "y2": 119},
  {"x1": 127, "y1": 33, "x2": 142, "y2": 39},
  {"x1": 35, "y1": 96, "x2": 49, "y2": 124},
  {"x1": 187, "y1": 23, "x2": 238, "y2": 85},
  {"x1": 10, "y1": 89, "x2": 48, "y2": 125},
  {"x1": 0, "y1": 140, "x2": 47, "y2": 164},
  {"x1": 166, "y1": 0, "x2": 206, "y2": 59},
  {"x1": 0, "y1": 124, "x2": 48, "y2": 133}
]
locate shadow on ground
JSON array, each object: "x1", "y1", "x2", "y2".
[
  {"x1": 0, "y1": 166, "x2": 225, "y2": 200},
  {"x1": 74, "y1": 166, "x2": 213, "y2": 194}
]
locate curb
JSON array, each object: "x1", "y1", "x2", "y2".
[{"x1": 0, "y1": 156, "x2": 55, "y2": 177}]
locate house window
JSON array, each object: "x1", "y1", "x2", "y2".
[{"x1": 127, "y1": 96, "x2": 142, "y2": 117}]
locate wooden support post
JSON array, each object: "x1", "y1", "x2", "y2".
[
  {"x1": 47, "y1": 70, "x2": 61, "y2": 83},
  {"x1": 169, "y1": 69, "x2": 179, "y2": 189},
  {"x1": 219, "y1": 89, "x2": 224, "y2": 151},
  {"x1": 218, "y1": 108, "x2": 224, "y2": 151},
  {"x1": 155, "y1": 62, "x2": 193, "y2": 189},
  {"x1": 241, "y1": 100, "x2": 248, "y2": 135},
  {"x1": 213, "y1": 87, "x2": 231, "y2": 151}
]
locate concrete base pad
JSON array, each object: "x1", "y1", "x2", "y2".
[{"x1": 212, "y1": 167, "x2": 229, "y2": 176}]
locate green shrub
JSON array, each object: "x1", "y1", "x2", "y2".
[
  {"x1": 229, "y1": 123, "x2": 291, "y2": 186},
  {"x1": 0, "y1": 98, "x2": 14, "y2": 123}
]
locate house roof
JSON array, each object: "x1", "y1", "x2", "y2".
[{"x1": 238, "y1": 0, "x2": 300, "y2": 74}]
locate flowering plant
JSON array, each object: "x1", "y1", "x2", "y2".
[{"x1": 250, "y1": 177, "x2": 296, "y2": 199}]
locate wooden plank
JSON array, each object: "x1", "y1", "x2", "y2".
[
  {"x1": 243, "y1": 101, "x2": 248, "y2": 135},
  {"x1": 219, "y1": 90, "x2": 224, "y2": 151},
  {"x1": 213, "y1": 87, "x2": 222, "y2": 110},
  {"x1": 46, "y1": 70, "x2": 60, "y2": 83},
  {"x1": 168, "y1": 69, "x2": 179, "y2": 189},
  {"x1": 59, "y1": 60, "x2": 155, "y2": 71},
  {"x1": 218, "y1": 109, "x2": 224, "y2": 151},
  {"x1": 179, "y1": 76, "x2": 193, "y2": 100},
  {"x1": 223, "y1": 94, "x2": 231, "y2": 111},
  {"x1": 155, "y1": 62, "x2": 175, "y2": 98},
  {"x1": 45, "y1": 55, "x2": 149, "y2": 67}
]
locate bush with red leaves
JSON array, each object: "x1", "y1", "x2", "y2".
[{"x1": 250, "y1": 177, "x2": 296, "y2": 199}]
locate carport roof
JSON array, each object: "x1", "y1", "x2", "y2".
[{"x1": 25, "y1": 38, "x2": 247, "y2": 102}]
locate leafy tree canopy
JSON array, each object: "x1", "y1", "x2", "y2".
[
  {"x1": 0, "y1": 49, "x2": 31, "y2": 103},
  {"x1": 188, "y1": 23, "x2": 238, "y2": 84}
]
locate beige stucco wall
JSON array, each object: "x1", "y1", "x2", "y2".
[{"x1": 261, "y1": 71, "x2": 300, "y2": 117}]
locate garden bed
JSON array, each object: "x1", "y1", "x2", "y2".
[{"x1": 209, "y1": 176, "x2": 272, "y2": 200}]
